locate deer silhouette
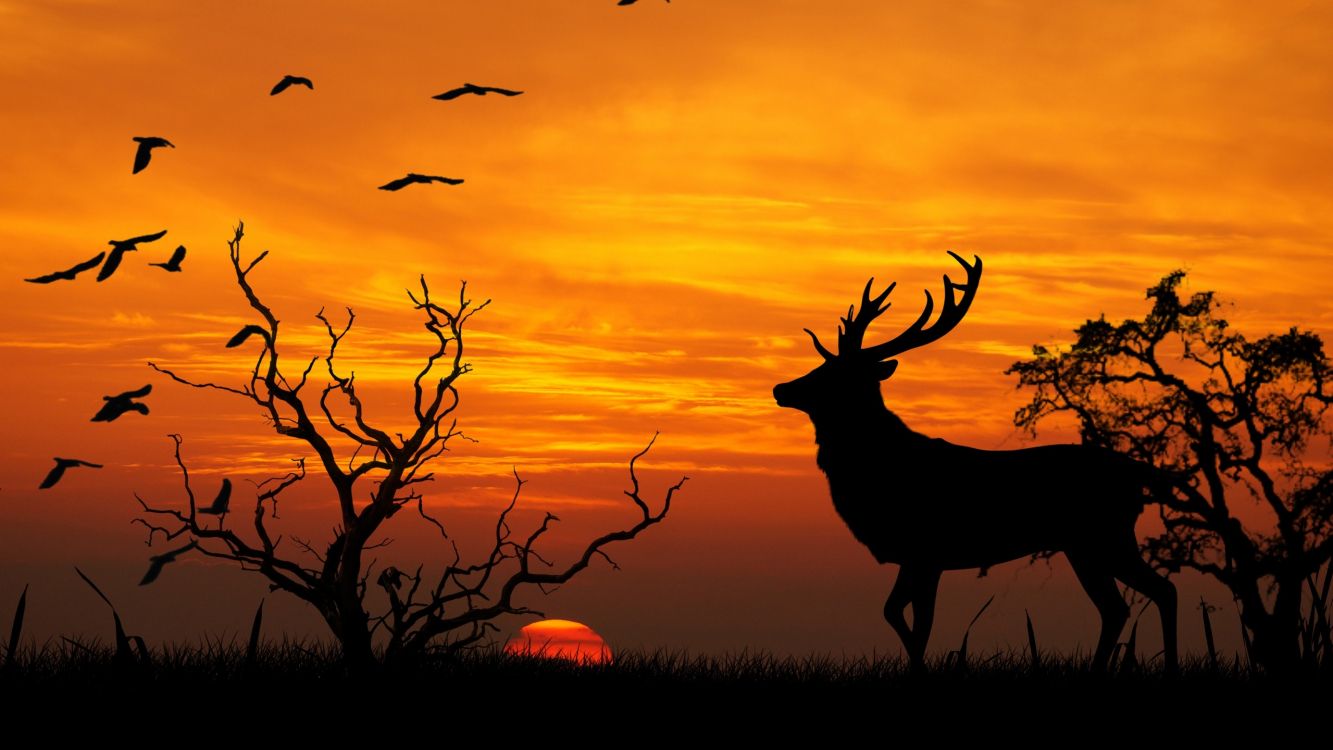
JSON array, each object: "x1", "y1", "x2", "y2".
[{"x1": 773, "y1": 252, "x2": 1177, "y2": 672}]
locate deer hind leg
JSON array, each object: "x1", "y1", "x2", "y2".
[
  {"x1": 1068, "y1": 552, "x2": 1129, "y2": 672},
  {"x1": 883, "y1": 566, "x2": 941, "y2": 671},
  {"x1": 1113, "y1": 552, "x2": 1179, "y2": 674}
]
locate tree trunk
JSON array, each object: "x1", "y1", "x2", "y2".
[
  {"x1": 324, "y1": 601, "x2": 375, "y2": 675},
  {"x1": 339, "y1": 621, "x2": 375, "y2": 675},
  {"x1": 1239, "y1": 581, "x2": 1303, "y2": 674}
]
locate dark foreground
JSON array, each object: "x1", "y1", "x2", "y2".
[{"x1": 3, "y1": 640, "x2": 1327, "y2": 704}]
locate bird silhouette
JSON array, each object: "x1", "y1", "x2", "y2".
[
  {"x1": 131, "y1": 136, "x2": 174, "y2": 174},
  {"x1": 432, "y1": 83, "x2": 524, "y2": 100},
  {"x1": 378, "y1": 173, "x2": 464, "y2": 191},
  {"x1": 149, "y1": 245, "x2": 186, "y2": 272},
  {"x1": 98, "y1": 229, "x2": 168, "y2": 282},
  {"x1": 270, "y1": 75, "x2": 314, "y2": 95},
  {"x1": 225, "y1": 325, "x2": 271, "y2": 348},
  {"x1": 139, "y1": 541, "x2": 198, "y2": 586},
  {"x1": 39, "y1": 457, "x2": 103, "y2": 489},
  {"x1": 198, "y1": 478, "x2": 232, "y2": 515},
  {"x1": 91, "y1": 384, "x2": 152, "y2": 422},
  {"x1": 25, "y1": 252, "x2": 106, "y2": 284},
  {"x1": 618, "y1": 0, "x2": 670, "y2": 5}
]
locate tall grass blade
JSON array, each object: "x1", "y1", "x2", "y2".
[
  {"x1": 1239, "y1": 609, "x2": 1254, "y2": 670},
  {"x1": 247, "y1": 599, "x2": 265, "y2": 667},
  {"x1": 75, "y1": 566, "x2": 135, "y2": 668},
  {"x1": 1200, "y1": 597, "x2": 1218, "y2": 670},
  {"x1": 73, "y1": 566, "x2": 114, "y2": 610},
  {"x1": 1120, "y1": 621, "x2": 1139, "y2": 673},
  {"x1": 1024, "y1": 609, "x2": 1040, "y2": 669},
  {"x1": 952, "y1": 594, "x2": 995, "y2": 670},
  {"x1": 4, "y1": 584, "x2": 27, "y2": 671}
]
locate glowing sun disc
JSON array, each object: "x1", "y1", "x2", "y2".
[{"x1": 504, "y1": 619, "x2": 612, "y2": 664}]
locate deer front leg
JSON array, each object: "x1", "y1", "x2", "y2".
[{"x1": 884, "y1": 566, "x2": 941, "y2": 671}]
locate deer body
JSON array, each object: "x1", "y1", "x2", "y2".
[
  {"x1": 774, "y1": 253, "x2": 1177, "y2": 671},
  {"x1": 814, "y1": 412, "x2": 1146, "y2": 569}
]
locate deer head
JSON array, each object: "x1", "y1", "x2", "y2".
[{"x1": 773, "y1": 252, "x2": 982, "y2": 418}]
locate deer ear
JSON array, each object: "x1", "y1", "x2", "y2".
[{"x1": 875, "y1": 360, "x2": 899, "y2": 381}]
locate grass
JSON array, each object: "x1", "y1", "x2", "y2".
[
  {"x1": 2, "y1": 638, "x2": 1327, "y2": 731},
  {"x1": 0, "y1": 637, "x2": 1306, "y2": 688},
  {"x1": 2, "y1": 580, "x2": 1328, "y2": 723}
]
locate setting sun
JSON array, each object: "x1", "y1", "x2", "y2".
[{"x1": 505, "y1": 619, "x2": 613, "y2": 664}]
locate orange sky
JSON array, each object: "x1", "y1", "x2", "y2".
[{"x1": 2, "y1": 0, "x2": 1331, "y2": 658}]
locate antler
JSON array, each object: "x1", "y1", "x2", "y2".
[
  {"x1": 804, "y1": 252, "x2": 981, "y2": 361},
  {"x1": 839, "y1": 279, "x2": 897, "y2": 353},
  {"x1": 804, "y1": 279, "x2": 895, "y2": 362},
  {"x1": 861, "y1": 251, "x2": 982, "y2": 361}
]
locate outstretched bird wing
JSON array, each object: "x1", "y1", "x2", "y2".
[
  {"x1": 270, "y1": 77, "x2": 292, "y2": 95},
  {"x1": 225, "y1": 325, "x2": 271, "y2": 348},
  {"x1": 126, "y1": 229, "x2": 168, "y2": 245},
  {"x1": 96, "y1": 248, "x2": 126, "y2": 281},
  {"x1": 25, "y1": 252, "x2": 106, "y2": 284},
  {"x1": 132, "y1": 141, "x2": 154, "y2": 173},
  {"x1": 120, "y1": 384, "x2": 153, "y2": 399},
  {"x1": 39, "y1": 458, "x2": 104, "y2": 489},
  {"x1": 428, "y1": 176, "x2": 465, "y2": 185},
  {"x1": 152, "y1": 244, "x2": 187, "y2": 269},
  {"x1": 483, "y1": 86, "x2": 524, "y2": 97},
  {"x1": 139, "y1": 541, "x2": 198, "y2": 585},
  {"x1": 378, "y1": 175, "x2": 417, "y2": 191},
  {"x1": 432, "y1": 87, "x2": 469, "y2": 101},
  {"x1": 39, "y1": 462, "x2": 67, "y2": 489},
  {"x1": 199, "y1": 477, "x2": 232, "y2": 515}
]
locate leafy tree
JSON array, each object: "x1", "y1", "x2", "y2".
[
  {"x1": 138, "y1": 224, "x2": 685, "y2": 671},
  {"x1": 1008, "y1": 270, "x2": 1332, "y2": 672}
]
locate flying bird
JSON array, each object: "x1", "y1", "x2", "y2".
[
  {"x1": 91, "y1": 384, "x2": 152, "y2": 422},
  {"x1": 149, "y1": 245, "x2": 187, "y2": 272},
  {"x1": 618, "y1": 0, "x2": 670, "y2": 5},
  {"x1": 25, "y1": 252, "x2": 106, "y2": 284},
  {"x1": 432, "y1": 83, "x2": 524, "y2": 100},
  {"x1": 139, "y1": 541, "x2": 198, "y2": 586},
  {"x1": 131, "y1": 136, "x2": 174, "y2": 174},
  {"x1": 225, "y1": 325, "x2": 271, "y2": 348},
  {"x1": 198, "y1": 478, "x2": 232, "y2": 515},
  {"x1": 39, "y1": 458, "x2": 103, "y2": 489},
  {"x1": 378, "y1": 173, "x2": 464, "y2": 191},
  {"x1": 98, "y1": 229, "x2": 168, "y2": 282},
  {"x1": 270, "y1": 74, "x2": 314, "y2": 96}
]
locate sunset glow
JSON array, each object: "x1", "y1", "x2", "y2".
[
  {"x1": 505, "y1": 619, "x2": 613, "y2": 664},
  {"x1": 1, "y1": 0, "x2": 1331, "y2": 658}
]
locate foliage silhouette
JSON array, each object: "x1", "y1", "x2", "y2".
[
  {"x1": 774, "y1": 253, "x2": 1178, "y2": 672},
  {"x1": 137, "y1": 223, "x2": 684, "y2": 671},
  {"x1": 1009, "y1": 270, "x2": 1333, "y2": 673}
]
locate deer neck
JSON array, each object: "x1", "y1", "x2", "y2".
[{"x1": 812, "y1": 401, "x2": 922, "y2": 472}]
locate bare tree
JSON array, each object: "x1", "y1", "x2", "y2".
[
  {"x1": 1008, "y1": 270, "x2": 1333, "y2": 673},
  {"x1": 138, "y1": 223, "x2": 686, "y2": 671}
]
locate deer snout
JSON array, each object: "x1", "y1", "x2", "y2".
[{"x1": 773, "y1": 382, "x2": 795, "y2": 408}]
